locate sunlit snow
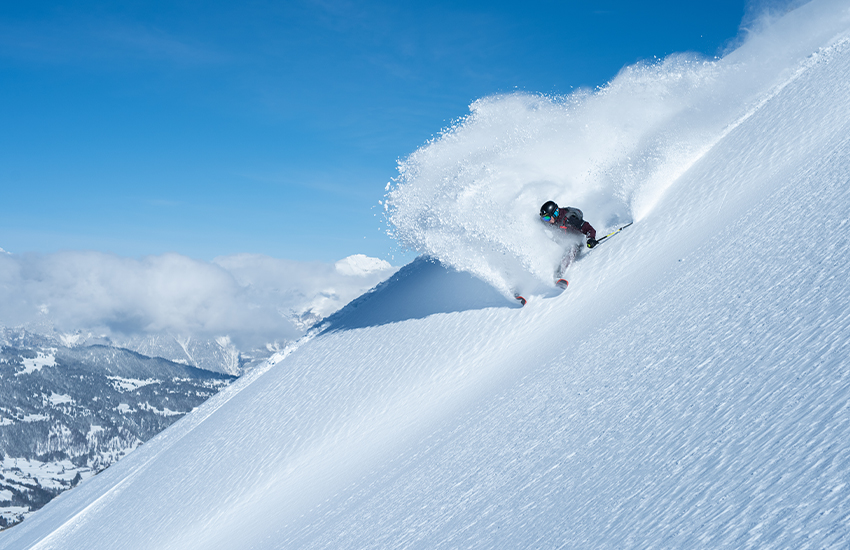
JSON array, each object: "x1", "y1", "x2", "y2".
[{"x1": 2, "y1": 1, "x2": 850, "y2": 549}]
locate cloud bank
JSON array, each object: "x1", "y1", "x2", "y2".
[{"x1": 0, "y1": 250, "x2": 396, "y2": 347}]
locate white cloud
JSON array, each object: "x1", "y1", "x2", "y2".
[
  {"x1": 334, "y1": 254, "x2": 392, "y2": 277},
  {"x1": 0, "y1": 250, "x2": 396, "y2": 347}
]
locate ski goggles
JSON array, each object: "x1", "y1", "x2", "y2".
[{"x1": 541, "y1": 209, "x2": 559, "y2": 222}]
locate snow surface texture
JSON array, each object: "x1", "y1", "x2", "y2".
[{"x1": 3, "y1": 1, "x2": 850, "y2": 548}]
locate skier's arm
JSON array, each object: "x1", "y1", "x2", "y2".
[{"x1": 580, "y1": 221, "x2": 596, "y2": 240}]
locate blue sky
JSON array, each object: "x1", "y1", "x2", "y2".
[{"x1": 1, "y1": 0, "x2": 750, "y2": 263}]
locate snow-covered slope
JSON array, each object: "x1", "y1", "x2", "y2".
[{"x1": 3, "y1": 1, "x2": 850, "y2": 548}]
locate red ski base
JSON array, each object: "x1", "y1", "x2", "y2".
[
  {"x1": 514, "y1": 294, "x2": 527, "y2": 306},
  {"x1": 556, "y1": 279, "x2": 569, "y2": 289}
]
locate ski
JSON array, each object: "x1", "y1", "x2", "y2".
[
  {"x1": 555, "y1": 278, "x2": 569, "y2": 289},
  {"x1": 514, "y1": 293, "x2": 527, "y2": 306}
]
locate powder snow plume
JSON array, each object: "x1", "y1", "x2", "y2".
[{"x1": 385, "y1": 0, "x2": 850, "y2": 296}]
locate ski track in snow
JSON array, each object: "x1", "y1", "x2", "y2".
[{"x1": 3, "y1": 1, "x2": 850, "y2": 549}]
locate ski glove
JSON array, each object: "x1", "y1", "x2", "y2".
[{"x1": 587, "y1": 238, "x2": 598, "y2": 248}]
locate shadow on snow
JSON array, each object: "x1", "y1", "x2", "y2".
[{"x1": 320, "y1": 256, "x2": 516, "y2": 333}]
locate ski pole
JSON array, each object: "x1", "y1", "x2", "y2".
[{"x1": 594, "y1": 222, "x2": 633, "y2": 245}]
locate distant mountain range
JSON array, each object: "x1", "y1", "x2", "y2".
[
  {"x1": 7, "y1": 325, "x2": 279, "y2": 377},
  {"x1": 0, "y1": 327, "x2": 238, "y2": 529}
]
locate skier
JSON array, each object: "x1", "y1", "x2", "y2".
[
  {"x1": 539, "y1": 201, "x2": 598, "y2": 248},
  {"x1": 515, "y1": 200, "x2": 598, "y2": 304}
]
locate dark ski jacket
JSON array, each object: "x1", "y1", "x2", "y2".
[{"x1": 552, "y1": 207, "x2": 596, "y2": 240}]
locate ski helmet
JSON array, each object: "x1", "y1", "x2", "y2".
[{"x1": 540, "y1": 201, "x2": 558, "y2": 218}]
